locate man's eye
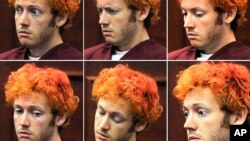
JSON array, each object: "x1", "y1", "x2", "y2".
[
  {"x1": 31, "y1": 9, "x2": 41, "y2": 16},
  {"x1": 15, "y1": 7, "x2": 23, "y2": 14},
  {"x1": 181, "y1": 10, "x2": 187, "y2": 16},
  {"x1": 97, "y1": 8, "x2": 103, "y2": 14},
  {"x1": 32, "y1": 110, "x2": 42, "y2": 117},
  {"x1": 107, "y1": 9, "x2": 118, "y2": 15},
  {"x1": 197, "y1": 109, "x2": 207, "y2": 117},
  {"x1": 99, "y1": 111, "x2": 105, "y2": 115},
  {"x1": 112, "y1": 115, "x2": 124, "y2": 123},
  {"x1": 97, "y1": 109, "x2": 105, "y2": 115},
  {"x1": 183, "y1": 110, "x2": 189, "y2": 119},
  {"x1": 14, "y1": 108, "x2": 23, "y2": 114},
  {"x1": 195, "y1": 11, "x2": 205, "y2": 17}
]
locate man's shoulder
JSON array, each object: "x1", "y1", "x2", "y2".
[
  {"x1": 210, "y1": 41, "x2": 250, "y2": 60},
  {"x1": 0, "y1": 46, "x2": 27, "y2": 60},
  {"x1": 41, "y1": 43, "x2": 83, "y2": 60},
  {"x1": 168, "y1": 46, "x2": 196, "y2": 60},
  {"x1": 124, "y1": 39, "x2": 166, "y2": 60},
  {"x1": 85, "y1": 43, "x2": 110, "y2": 52},
  {"x1": 84, "y1": 43, "x2": 112, "y2": 60},
  {"x1": 143, "y1": 40, "x2": 166, "y2": 51}
]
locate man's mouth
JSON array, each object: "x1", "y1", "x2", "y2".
[
  {"x1": 96, "y1": 131, "x2": 110, "y2": 141},
  {"x1": 18, "y1": 131, "x2": 32, "y2": 139},
  {"x1": 102, "y1": 29, "x2": 112, "y2": 37},
  {"x1": 19, "y1": 30, "x2": 31, "y2": 38}
]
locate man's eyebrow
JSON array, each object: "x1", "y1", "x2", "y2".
[
  {"x1": 180, "y1": 6, "x2": 206, "y2": 11},
  {"x1": 180, "y1": 7, "x2": 185, "y2": 11},
  {"x1": 97, "y1": 104, "x2": 104, "y2": 110},
  {"x1": 13, "y1": 104, "x2": 22, "y2": 108},
  {"x1": 14, "y1": 3, "x2": 42, "y2": 9},
  {"x1": 182, "y1": 106, "x2": 187, "y2": 111},
  {"x1": 193, "y1": 103, "x2": 207, "y2": 108},
  {"x1": 28, "y1": 105, "x2": 43, "y2": 110},
  {"x1": 13, "y1": 104, "x2": 43, "y2": 110},
  {"x1": 183, "y1": 103, "x2": 207, "y2": 110}
]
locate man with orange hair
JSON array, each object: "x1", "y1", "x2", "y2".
[
  {"x1": 85, "y1": 0, "x2": 166, "y2": 60},
  {"x1": 0, "y1": 0, "x2": 83, "y2": 60},
  {"x1": 5, "y1": 63, "x2": 79, "y2": 141},
  {"x1": 172, "y1": 62, "x2": 250, "y2": 141},
  {"x1": 168, "y1": 0, "x2": 250, "y2": 60},
  {"x1": 92, "y1": 64, "x2": 163, "y2": 141}
]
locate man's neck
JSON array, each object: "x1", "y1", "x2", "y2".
[{"x1": 49, "y1": 129, "x2": 62, "y2": 141}]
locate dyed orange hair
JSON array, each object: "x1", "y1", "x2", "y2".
[
  {"x1": 125, "y1": 0, "x2": 161, "y2": 29},
  {"x1": 8, "y1": 0, "x2": 81, "y2": 31},
  {"x1": 92, "y1": 64, "x2": 163, "y2": 123},
  {"x1": 173, "y1": 62, "x2": 250, "y2": 115},
  {"x1": 5, "y1": 63, "x2": 79, "y2": 127},
  {"x1": 178, "y1": 0, "x2": 248, "y2": 31}
]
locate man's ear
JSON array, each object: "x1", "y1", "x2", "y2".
[
  {"x1": 55, "y1": 112, "x2": 68, "y2": 126},
  {"x1": 135, "y1": 120, "x2": 148, "y2": 132},
  {"x1": 56, "y1": 13, "x2": 69, "y2": 27},
  {"x1": 224, "y1": 6, "x2": 237, "y2": 24},
  {"x1": 229, "y1": 106, "x2": 248, "y2": 125},
  {"x1": 137, "y1": 4, "x2": 150, "y2": 22}
]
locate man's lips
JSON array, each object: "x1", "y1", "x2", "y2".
[
  {"x1": 187, "y1": 33, "x2": 198, "y2": 40},
  {"x1": 102, "y1": 30, "x2": 112, "y2": 37},
  {"x1": 19, "y1": 30, "x2": 31, "y2": 38},
  {"x1": 96, "y1": 132, "x2": 110, "y2": 140},
  {"x1": 188, "y1": 135, "x2": 201, "y2": 141},
  {"x1": 18, "y1": 131, "x2": 32, "y2": 139}
]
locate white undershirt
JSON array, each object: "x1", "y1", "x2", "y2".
[
  {"x1": 111, "y1": 50, "x2": 129, "y2": 60},
  {"x1": 28, "y1": 55, "x2": 41, "y2": 60},
  {"x1": 196, "y1": 52, "x2": 213, "y2": 60}
]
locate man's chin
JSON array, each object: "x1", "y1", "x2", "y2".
[
  {"x1": 19, "y1": 42, "x2": 36, "y2": 48},
  {"x1": 105, "y1": 40, "x2": 119, "y2": 46},
  {"x1": 190, "y1": 42, "x2": 205, "y2": 51}
]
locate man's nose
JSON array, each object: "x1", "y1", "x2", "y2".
[
  {"x1": 99, "y1": 115, "x2": 110, "y2": 131},
  {"x1": 183, "y1": 114, "x2": 197, "y2": 130},
  {"x1": 99, "y1": 12, "x2": 110, "y2": 25},
  {"x1": 184, "y1": 14, "x2": 194, "y2": 28},
  {"x1": 18, "y1": 11, "x2": 30, "y2": 26},
  {"x1": 19, "y1": 112, "x2": 30, "y2": 127}
]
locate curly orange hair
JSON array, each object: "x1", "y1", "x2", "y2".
[
  {"x1": 8, "y1": 0, "x2": 81, "y2": 31},
  {"x1": 92, "y1": 64, "x2": 163, "y2": 123},
  {"x1": 125, "y1": 0, "x2": 161, "y2": 29},
  {"x1": 178, "y1": 0, "x2": 248, "y2": 31},
  {"x1": 173, "y1": 62, "x2": 250, "y2": 114},
  {"x1": 5, "y1": 63, "x2": 79, "y2": 127}
]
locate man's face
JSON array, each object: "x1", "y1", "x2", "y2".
[
  {"x1": 94, "y1": 97, "x2": 136, "y2": 141},
  {"x1": 181, "y1": 0, "x2": 225, "y2": 53},
  {"x1": 13, "y1": 93, "x2": 57, "y2": 141},
  {"x1": 97, "y1": 0, "x2": 138, "y2": 48},
  {"x1": 14, "y1": 0, "x2": 57, "y2": 48},
  {"x1": 182, "y1": 87, "x2": 230, "y2": 141}
]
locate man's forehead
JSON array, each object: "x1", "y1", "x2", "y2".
[
  {"x1": 13, "y1": 93, "x2": 50, "y2": 108},
  {"x1": 97, "y1": 0, "x2": 127, "y2": 7},
  {"x1": 180, "y1": 0, "x2": 213, "y2": 10},
  {"x1": 97, "y1": 97, "x2": 133, "y2": 113},
  {"x1": 98, "y1": 97, "x2": 128, "y2": 108},
  {"x1": 183, "y1": 87, "x2": 220, "y2": 108},
  {"x1": 15, "y1": 0, "x2": 50, "y2": 7}
]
